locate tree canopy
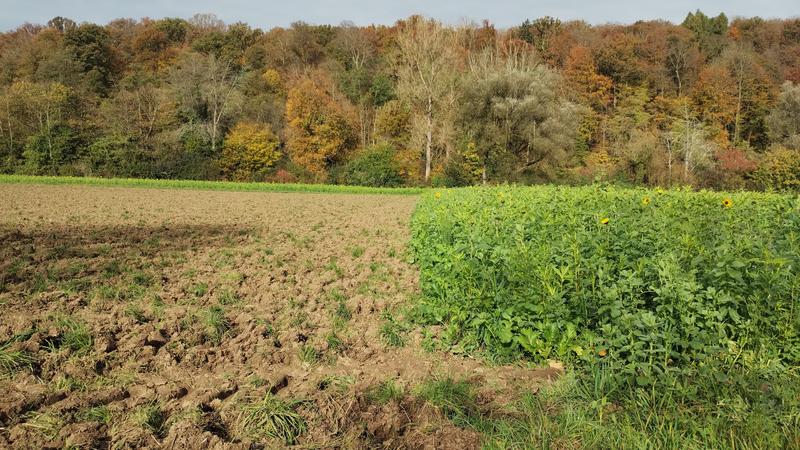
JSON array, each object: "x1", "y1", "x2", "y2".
[{"x1": 1, "y1": 12, "x2": 799, "y2": 189}]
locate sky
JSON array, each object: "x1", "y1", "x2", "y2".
[{"x1": 2, "y1": 0, "x2": 799, "y2": 31}]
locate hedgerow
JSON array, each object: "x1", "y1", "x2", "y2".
[{"x1": 410, "y1": 185, "x2": 800, "y2": 394}]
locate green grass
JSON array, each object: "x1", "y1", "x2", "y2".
[
  {"x1": 238, "y1": 394, "x2": 308, "y2": 445},
  {"x1": 217, "y1": 288, "x2": 241, "y2": 305},
  {"x1": 124, "y1": 304, "x2": 149, "y2": 324},
  {"x1": 52, "y1": 374, "x2": 87, "y2": 392},
  {"x1": 77, "y1": 405, "x2": 112, "y2": 424},
  {"x1": 460, "y1": 371, "x2": 800, "y2": 450},
  {"x1": 0, "y1": 342, "x2": 36, "y2": 376},
  {"x1": 325, "y1": 332, "x2": 344, "y2": 353},
  {"x1": 51, "y1": 316, "x2": 93, "y2": 354},
  {"x1": 318, "y1": 375, "x2": 354, "y2": 394},
  {"x1": 191, "y1": 282, "x2": 208, "y2": 298},
  {"x1": 416, "y1": 377, "x2": 480, "y2": 427},
  {"x1": 366, "y1": 379, "x2": 405, "y2": 404},
  {"x1": 349, "y1": 245, "x2": 365, "y2": 258},
  {"x1": 204, "y1": 306, "x2": 232, "y2": 344},
  {"x1": 0, "y1": 174, "x2": 424, "y2": 195},
  {"x1": 132, "y1": 401, "x2": 166, "y2": 435},
  {"x1": 298, "y1": 344, "x2": 319, "y2": 364},
  {"x1": 22, "y1": 412, "x2": 64, "y2": 440}
]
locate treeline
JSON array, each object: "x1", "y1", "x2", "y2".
[{"x1": 1, "y1": 12, "x2": 799, "y2": 189}]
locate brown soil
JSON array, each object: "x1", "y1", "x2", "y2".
[{"x1": 0, "y1": 185, "x2": 559, "y2": 449}]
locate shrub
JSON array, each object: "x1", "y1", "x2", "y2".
[
  {"x1": 269, "y1": 169, "x2": 297, "y2": 184},
  {"x1": 340, "y1": 144, "x2": 404, "y2": 187},
  {"x1": 751, "y1": 145, "x2": 800, "y2": 192},
  {"x1": 411, "y1": 185, "x2": 800, "y2": 393},
  {"x1": 220, "y1": 122, "x2": 282, "y2": 181},
  {"x1": 22, "y1": 124, "x2": 81, "y2": 175}
]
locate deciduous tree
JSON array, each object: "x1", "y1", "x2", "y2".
[
  {"x1": 393, "y1": 15, "x2": 460, "y2": 182},
  {"x1": 220, "y1": 122, "x2": 281, "y2": 180},
  {"x1": 285, "y1": 77, "x2": 356, "y2": 180}
]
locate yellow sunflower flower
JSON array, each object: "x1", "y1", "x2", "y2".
[
  {"x1": 722, "y1": 198, "x2": 733, "y2": 208},
  {"x1": 435, "y1": 192, "x2": 441, "y2": 199},
  {"x1": 600, "y1": 217, "x2": 610, "y2": 225},
  {"x1": 642, "y1": 196, "x2": 651, "y2": 206}
]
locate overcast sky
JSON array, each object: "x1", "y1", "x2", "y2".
[{"x1": 2, "y1": 0, "x2": 799, "y2": 31}]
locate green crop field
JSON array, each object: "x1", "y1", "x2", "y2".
[{"x1": 411, "y1": 185, "x2": 800, "y2": 448}]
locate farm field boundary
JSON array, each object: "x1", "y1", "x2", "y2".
[{"x1": 0, "y1": 174, "x2": 425, "y2": 195}]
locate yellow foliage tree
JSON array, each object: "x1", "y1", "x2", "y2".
[
  {"x1": 261, "y1": 69, "x2": 283, "y2": 93},
  {"x1": 220, "y1": 122, "x2": 281, "y2": 181}
]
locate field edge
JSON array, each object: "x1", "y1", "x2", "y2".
[{"x1": 0, "y1": 174, "x2": 425, "y2": 195}]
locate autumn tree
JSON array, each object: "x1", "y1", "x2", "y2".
[
  {"x1": 665, "y1": 29, "x2": 701, "y2": 96},
  {"x1": 131, "y1": 25, "x2": 172, "y2": 70},
  {"x1": 594, "y1": 30, "x2": 646, "y2": 89},
  {"x1": 564, "y1": 45, "x2": 613, "y2": 150},
  {"x1": 285, "y1": 77, "x2": 356, "y2": 180},
  {"x1": 328, "y1": 24, "x2": 391, "y2": 148},
  {"x1": 752, "y1": 145, "x2": 800, "y2": 190},
  {"x1": 220, "y1": 122, "x2": 281, "y2": 180},
  {"x1": 393, "y1": 15, "x2": 460, "y2": 182},
  {"x1": 766, "y1": 81, "x2": 800, "y2": 149},
  {"x1": 47, "y1": 17, "x2": 76, "y2": 34},
  {"x1": 0, "y1": 12, "x2": 798, "y2": 190},
  {"x1": 98, "y1": 72, "x2": 175, "y2": 144},
  {"x1": 170, "y1": 52, "x2": 242, "y2": 153},
  {"x1": 517, "y1": 17, "x2": 562, "y2": 60},
  {"x1": 4, "y1": 81, "x2": 76, "y2": 173},
  {"x1": 375, "y1": 99, "x2": 412, "y2": 149},
  {"x1": 691, "y1": 64, "x2": 737, "y2": 148},
  {"x1": 718, "y1": 46, "x2": 774, "y2": 148},
  {"x1": 669, "y1": 100, "x2": 719, "y2": 182}
]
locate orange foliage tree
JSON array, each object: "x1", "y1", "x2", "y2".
[{"x1": 285, "y1": 78, "x2": 356, "y2": 181}]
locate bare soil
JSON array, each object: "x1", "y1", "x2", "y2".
[{"x1": 0, "y1": 185, "x2": 558, "y2": 449}]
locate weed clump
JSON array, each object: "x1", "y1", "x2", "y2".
[
  {"x1": 204, "y1": 306, "x2": 232, "y2": 344},
  {"x1": 367, "y1": 379, "x2": 405, "y2": 404},
  {"x1": 132, "y1": 401, "x2": 166, "y2": 435},
  {"x1": 50, "y1": 315, "x2": 93, "y2": 354},
  {"x1": 238, "y1": 394, "x2": 307, "y2": 445},
  {"x1": 0, "y1": 342, "x2": 36, "y2": 376},
  {"x1": 379, "y1": 311, "x2": 407, "y2": 348}
]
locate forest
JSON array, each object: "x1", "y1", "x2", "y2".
[{"x1": 1, "y1": 11, "x2": 799, "y2": 190}]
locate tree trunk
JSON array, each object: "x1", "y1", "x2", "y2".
[
  {"x1": 44, "y1": 109, "x2": 55, "y2": 174},
  {"x1": 211, "y1": 120, "x2": 218, "y2": 152},
  {"x1": 683, "y1": 126, "x2": 690, "y2": 183},
  {"x1": 424, "y1": 96, "x2": 433, "y2": 182},
  {"x1": 666, "y1": 142, "x2": 672, "y2": 186},
  {"x1": 4, "y1": 95, "x2": 12, "y2": 153},
  {"x1": 734, "y1": 77, "x2": 743, "y2": 145}
]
